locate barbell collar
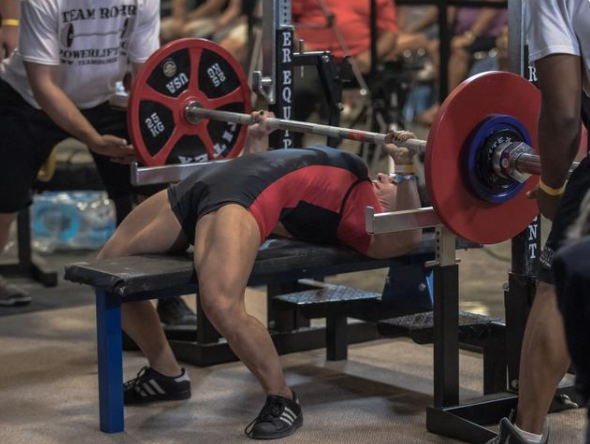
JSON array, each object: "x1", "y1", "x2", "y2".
[
  {"x1": 493, "y1": 141, "x2": 580, "y2": 182},
  {"x1": 516, "y1": 152, "x2": 579, "y2": 179}
]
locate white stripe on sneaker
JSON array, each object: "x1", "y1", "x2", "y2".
[
  {"x1": 149, "y1": 380, "x2": 166, "y2": 395},
  {"x1": 280, "y1": 417, "x2": 294, "y2": 426},
  {"x1": 280, "y1": 414, "x2": 294, "y2": 425},
  {"x1": 284, "y1": 407, "x2": 297, "y2": 419},
  {"x1": 142, "y1": 382, "x2": 156, "y2": 396},
  {"x1": 281, "y1": 410, "x2": 296, "y2": 422}
]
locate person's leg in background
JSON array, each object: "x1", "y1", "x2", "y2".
[
  {"x1": 219, "y1": 21, "x2": 248, "y2": 65},
  {"x1": 0, "y1": 79, "x2": 69, "y2": 306},
  {"x1": 160, "y1": 15, "x2": 186, "y2": 44},
  {"x1": 85, "y1": 104, "x2": 197, "y2": 325},
  {"x1": 496, "y1": 26, "x2": 509, "y2": 72},
  {"x1": 447, "y1": 44, "x2": 471, "y2": 92},
  {"x1": 391, "y1": 32, "x2": 431, "y2": 59},
  {"x1": 0, "y1": 213, "x2": 24, "y2": 305},
  {"x1": 515, "y1": 281, "x2": 570, "y2": 436},
  {"x1": 182, "y1": 17, "x2": 221, "y2": 40}
]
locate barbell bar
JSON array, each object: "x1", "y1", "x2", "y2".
[
  {"x1": 184, "y1": 102, "x2": 579, "y2": 184},
  {"x1": 184, "y1": 102, "x2": 428, "y2": 153}
]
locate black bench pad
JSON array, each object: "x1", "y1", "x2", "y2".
[
  {"x1": 64, "y1": 234, "x2": 478, "y2": 297},
  {"x1": 273, "y1": 285, "x2": 381, "y2": 318}
]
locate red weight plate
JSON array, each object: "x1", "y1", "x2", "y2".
[
  {"x1": 425, "y1": 71, "x2": 541, "y2": 244},
  {"x1": 128, "y1": 38, "x2": 251, "y2": 166}
]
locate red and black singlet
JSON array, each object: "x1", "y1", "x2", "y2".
[{"x1": 167, "y1": 146, "x2": 383, "y2": 254}]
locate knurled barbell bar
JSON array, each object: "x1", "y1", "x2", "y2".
[
  {"x1": 128, "y1": 38, "x2": 580, "y2": 244},
  {"x1": 183, "y1": 104, "x2": 579, "y2": 188},
  {"x1": 183, "y1": 102, "x2": 428, "y2": 153}
]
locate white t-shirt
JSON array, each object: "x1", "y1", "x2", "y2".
[
  {"x1": 0, "y1": 0, "x2": 160, "y2": 109},
  {"x1": 527, "y1": 0, "x2": 590, "y2": 96}
]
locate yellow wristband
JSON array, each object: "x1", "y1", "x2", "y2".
[
  {"x1": 538, "y1": 179, "x2": 566, "y2": 196},
  {"x1": 394, "y1": 164, "x2": 415, "y2": 175},
  {"x1": 2, "y1": 19, "x2": 19, "y2": 26}
]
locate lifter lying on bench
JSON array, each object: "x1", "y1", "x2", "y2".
[{"x1": 98, "y1": 111, "x2": 422, "y2": 440}]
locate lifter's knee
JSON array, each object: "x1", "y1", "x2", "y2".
[{"x1": 199, "y1": 287, "x2": 244, "y2": 336}]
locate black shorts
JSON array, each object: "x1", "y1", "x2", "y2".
[
  {"x1": 0, "y1": 78, "x2": 162, "y2": 213},
  {"x1": 538, "y1": 156, "x2": 590, "y2": 283}
]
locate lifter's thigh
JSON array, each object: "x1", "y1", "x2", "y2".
[
  {"x1": 193, "y1": 205, "x2": 260, "y2": 315},
  {"x1": 99, "y1": 190, "x2": 187, "y2": 258}
]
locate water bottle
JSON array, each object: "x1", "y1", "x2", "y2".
[{"x1": 32, "y1": 192, "x2": 116, "y2": 253}]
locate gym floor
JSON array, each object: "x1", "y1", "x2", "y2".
[
  {"x1": 0, "y1": 243, "x2": 586, "y2": 444},
  {"x1": 0, "y1": 129, "x2": 585, "y2": 443}
]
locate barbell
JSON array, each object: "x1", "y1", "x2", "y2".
[{"x1": 127, "y1": 38, "x2": 578, "y2": 244}]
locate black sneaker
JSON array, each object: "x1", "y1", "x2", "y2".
[
  {"x1": 0, "y1": 276, "x2": 31, "y2": 307},
  {"x1": 486, "y1": 414, "x2": 549, "y2": 444},
  {"x1": 123, "y1": 366, "x2": 191, "y2": 405},
  {"x1": 245, "y1": 391, "x2": 303, "y2": 440},
  {"x1": 157, "y1": 296, "x2": 197, "y2": 326}
]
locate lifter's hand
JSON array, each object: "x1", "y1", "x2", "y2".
[
  {"x1": 526, "y1": 186, "x2": 561, "y2": 221},
  {"x1": 244, "y1": 110, "x2": 276, "y2": 154},
  {"x1": 87, "y1": 134, "x2": 138, "y2": 164},
  {"x1": 383, "y1": 130, "x2": 416, "y2": 165},
  {"x1": 248, "y1": 110, "x2": 275, "y2": 139},
  {"x1": 0, "y1": 25, "x2": 18, "y2": 60},
  {"x1": 249, "y1": 110, "x2": 276, "y2": 138}
]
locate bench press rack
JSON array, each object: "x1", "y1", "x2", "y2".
[{"x1": 366, "y1": 207, "x2": 583, "y2": 443}]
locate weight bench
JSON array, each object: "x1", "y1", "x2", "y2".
[
  {"x1": 64, "y1": 233, "x2": 476, "y2": 434},
  {"x1": 273, "y1": 283, "x2": 382, "y2": 360}
]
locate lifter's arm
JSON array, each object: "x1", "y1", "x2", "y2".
[
  {"x1": 366, "y1": 133, "x2": 422, "y2": 259},
  {"x1": 526, "y1": 54, "x2": 582, "y2": 220},
  {"x1": 24, "y1": 62, "x2": 136, "y2": 163}
]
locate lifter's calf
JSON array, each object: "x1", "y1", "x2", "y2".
[
  {"x1": 516, "y1": 282, "x2": 571, "y2": 434},
  {"x1": 199, "y1": 288, "x2": 291, "y2": 399}
]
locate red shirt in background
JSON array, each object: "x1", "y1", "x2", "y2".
[{"x1": 292, "y1": 0, "x2": 398, "y2": 60}]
